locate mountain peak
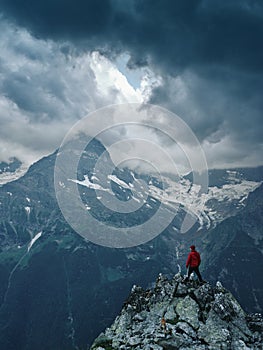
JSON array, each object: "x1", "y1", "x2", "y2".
[{"x1": 91, "y1": 274, "x2": 263, "y2": 349}]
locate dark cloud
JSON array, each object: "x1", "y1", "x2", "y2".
[
  {"x1": 0, "y1": 0, "x2": 112, "y2": 40},
  {"x1": 149, "y1": 66, "x2": 263, "y2": 168},
  {"x1": 150, "y1": 67, "x2": 263, "y2": 140},
  {"x1": 0, "y1": 0, "x2": 262, "y2": 74}
]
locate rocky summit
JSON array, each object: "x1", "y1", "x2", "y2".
[{"x1": 90, "y1": 274, "x2": 263, "y2": 350}]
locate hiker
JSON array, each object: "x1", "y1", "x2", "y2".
[{"x1": 183, "y1": 245, "x2": 204, "y2": 283}]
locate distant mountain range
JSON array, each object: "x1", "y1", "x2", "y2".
[{"x1": 0, "y1": 141, "x2": 262, "y2": 349}]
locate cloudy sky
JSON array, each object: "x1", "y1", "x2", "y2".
[{"x1": 0, "y1": 0, "x2": 262, "y2": 171}]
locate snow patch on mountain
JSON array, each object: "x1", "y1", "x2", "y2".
[
  {"x1": 108, "y1": 174, "x2": 131, "y2": 189},
  {"x1": 28, "y1": 231, "x2": 42, "y2": 252},
  {"x1": 24, "y1": 206, "x2": 31, "y2": 215},
  {"x1": 69, "y1": 175, "x2": 111, "y2": 192}
]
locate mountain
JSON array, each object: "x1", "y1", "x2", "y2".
[
  {"x1": 0, "y1": 157, "x2": 22, "y2": 174},
  {"x1": 0, "y1": 157, "x2": 28, "y2": 186},
  {"x1": 0, "y1": 140, "x2": 262, "y2": 349},
  {"x1": 91, "y1": 274, "x2": 263, "y2": 350},
  {"x1": 199, "y1": 182, "x2": 263, "y2": 314}
]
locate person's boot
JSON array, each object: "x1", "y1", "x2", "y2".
[
  {"x1": 182, "y1": 277, "x2": 189, "y2": 284},
  {"x1": 199, "y1": 280, "x2": 207, "y2": 285}
]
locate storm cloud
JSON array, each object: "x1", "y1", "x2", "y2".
[
  {"x1": 0, "y1": 0, "x2": 262, "y2": 169},
  {"x1": 1, "y1": 0, "x2": 262, "y2": 73}
]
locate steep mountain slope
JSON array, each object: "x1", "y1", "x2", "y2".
[
  {"x1": 200, "y1": 183, "x2": 263, "y2": 313},
  {"x1": 0, "y1": 142, "x2": 262, "y2": 349}
]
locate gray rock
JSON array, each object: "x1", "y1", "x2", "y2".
[
  {"x1": 231, "y1": 339, "x2": 253, "y2": 350},
  {"x1": 164, "y1": 304, "x2": 177, "y2": 322},
  {"x1": 133, "y1": 313, "x2": 146, "y2": 322},
  {"x1": 174, "y1": 282, "x2": 189, "y2": 296},
  {"x1": 90, "y1": 334, "x2": 112, "y2": 350},
  {"x1": 158, "y1": 335, "x2": 189, "y2": 349},
  {"x1": 128, "y1": 335, "x2": 141, "y2": 346},
  {"x1": 198, "y1": 309, "x2": 231, "y2": 345},
  {"x1": 175, "y1": 321, "x2": 197, "y2": 338},
  {"x1": 193, "y1": 282, "x2": 214, "y2": 310},
  {"x1": 215, "y1": 281, "x2": 226, "y2": 293},
  {"x1": 246, "y1": 313, "x2": 263, "y2": 333},
  {"x1": 144, "y1": 345, "x2": 163, "y2": 350},
  {"x1": 176, "y1": 295, "x2": 200, "y2": 329},
  {"x1": 180, "y1": 346, "x2": 207, "y2": 350}
]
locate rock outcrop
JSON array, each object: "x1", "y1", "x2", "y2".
[{"x1": 90, "y1": 274, "x2": 263, "y2": 350}]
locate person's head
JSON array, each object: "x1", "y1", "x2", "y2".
[{"x1": 190, "y1": 245, "x2": 195, "y2": 251}]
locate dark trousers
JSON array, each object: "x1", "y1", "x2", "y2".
[{"x1": 186, "y1": 266, "x2": 203, "y2": 282}]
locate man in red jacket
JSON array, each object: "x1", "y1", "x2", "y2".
[{"x1": 183, "y1": 245, "x2": 204, "y2": 283}]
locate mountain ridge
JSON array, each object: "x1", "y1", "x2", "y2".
[{"x1": 90, "y1": 274, "x2": 263, "y2": 350}]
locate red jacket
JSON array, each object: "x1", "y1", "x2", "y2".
[{"x1": 186, "y1": 250, "x2": 201, "y2": 268}]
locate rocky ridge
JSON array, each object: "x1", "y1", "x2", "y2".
[{"x1": 91, "y1": 274, "x2": 263, "y2": 350}]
